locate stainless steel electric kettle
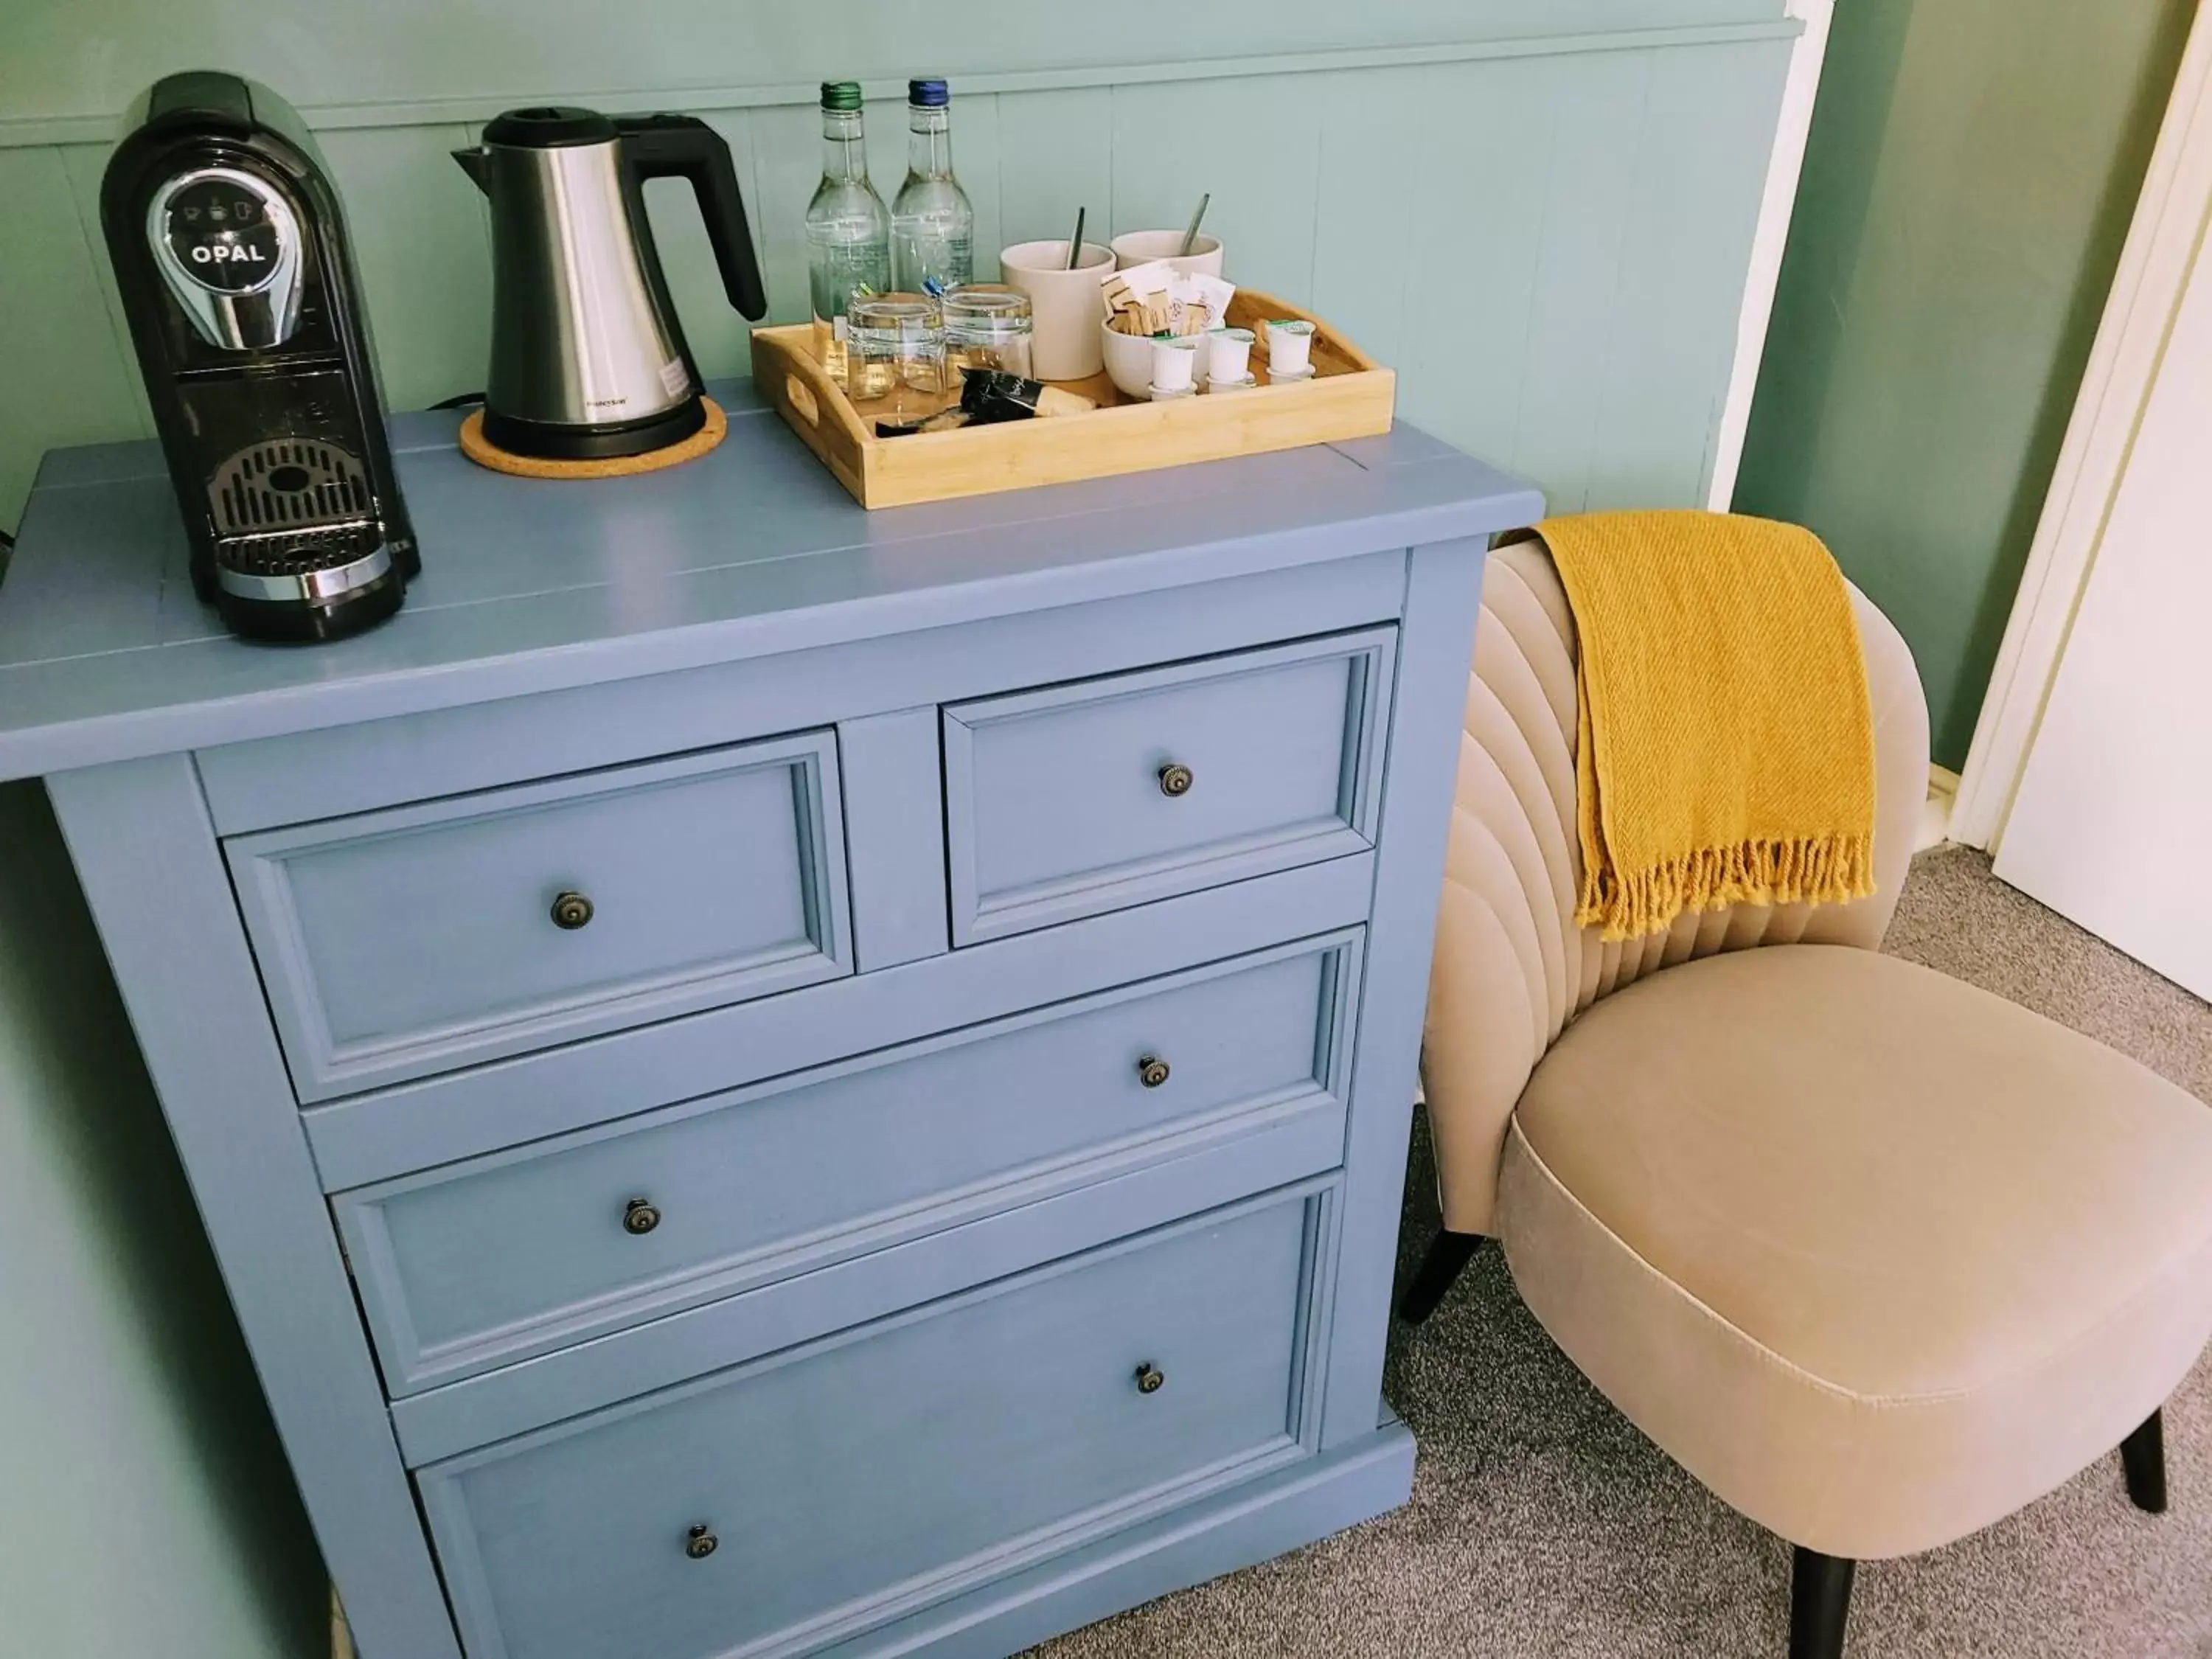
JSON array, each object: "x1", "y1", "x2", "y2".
[{"x1": 454, "y1": 107, "x2": 768, "y2": 460}]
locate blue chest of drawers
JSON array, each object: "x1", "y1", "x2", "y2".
[{"x1": 0, "y1": 386, "x2": 1537, "y2": 1659}]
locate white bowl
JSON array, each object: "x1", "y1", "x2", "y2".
[{"x1": 1100, "y1": 322, "x2": 1158, "y2": 400}]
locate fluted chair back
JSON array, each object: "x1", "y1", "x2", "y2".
[{"x1": 1421, "y1": 535, "x2": 1932, "y2": 1234}]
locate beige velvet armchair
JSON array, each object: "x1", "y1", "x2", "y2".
[{"x1": 1413, "y1": 536, "x2": 2212, "y2": 1659}]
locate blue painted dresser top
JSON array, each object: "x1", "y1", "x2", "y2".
[
  {"x1": 0, "y1": 383, "x2": 1540, "y2": 787},
  {"x1": 0, "y1": 378, "x2": 1539, "y2": 782}
]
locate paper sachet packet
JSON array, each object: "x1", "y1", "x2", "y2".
[{"x1": 1102, "y1": 260, "x2": 1237, "y2": 337}]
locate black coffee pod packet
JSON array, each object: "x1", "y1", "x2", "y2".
[
  {"x1": 960, "y1": 370, "x2": 1095, "y2": 423},
  {"x1": 959, "y1": 369, "x2": 1040, "y2": 423}
]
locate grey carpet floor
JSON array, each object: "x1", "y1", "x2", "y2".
[{"x1": 1031, "y1": 846, "x2": 2212, "y2": 1658}]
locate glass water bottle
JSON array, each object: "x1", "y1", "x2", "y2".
[
  {"x1": 804, "y1": 80, "x2": 892, "y2": 386},
  {"x1": 890, "y1": 78, "x2": 974, "y2": 295}
]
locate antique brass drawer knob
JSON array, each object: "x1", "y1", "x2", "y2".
[
  {"x1": 549, "y1": 890, "x2": 595, "y2": 931},
  {"x1": 1135, "y1": 1363, "x2": 1166, "y2": 1395},
  {"x1": 685, "y1": 1523, "x2": 719, "y2": 1560},
  {"x1": 1136, "y1": 1055, "x2": 1171, "y2": 1089},
  {"x1": 622, "y1": 1197, "x2": 661, "y2": 1236},
  {"x1": 1157, "y1": 762, "x2": 1194, "y2": 798}
]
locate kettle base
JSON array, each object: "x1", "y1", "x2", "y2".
[
  {"x1": 458, "y1": 398, "x2": 728, "y2": 481},
  {"x1": 479, "y1": 395, "x2": 706, "y2": 461}
]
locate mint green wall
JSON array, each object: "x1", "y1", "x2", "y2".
[
  {"x1": 0, "y1": 1, "x2": 1806, "y2": 531},
  {"x1": 0, "y1": 780, "x2": 327, "y2": 1659},
  {"x1": 1734, "y1": 0, "x2": 2193, "y2": 768},
  {"x1": 0, "y1": 5, "x2": 1806, "y2": 1649}
]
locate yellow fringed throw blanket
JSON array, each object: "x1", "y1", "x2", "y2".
[{"x1": 1533, "y1": 509, "x2": 1877, "y2": 942}]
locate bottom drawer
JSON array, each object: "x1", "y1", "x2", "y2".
[{"x1": 419, "y1": 1188, "x2": 1320, "y2": 1659}]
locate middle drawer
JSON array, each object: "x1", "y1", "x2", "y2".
[{"x1": 335, "y1": 933, "x2": 1360, "y2": 1394}]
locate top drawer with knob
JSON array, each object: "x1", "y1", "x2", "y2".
[
  {"x1": 942, "y1": 628, "x2": 1397, "y2": 945},
  {"x1": 226, "y1": 731, "x2": 852, "y2": 1100}
]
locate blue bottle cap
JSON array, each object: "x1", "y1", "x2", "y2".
[{"x1": 908, "y1": 78, "x2": 950, "y2": 108}]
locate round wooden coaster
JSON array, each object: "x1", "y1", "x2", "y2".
[{"x1": 458, "y1": 396, "x2": 727, "y2": 479}]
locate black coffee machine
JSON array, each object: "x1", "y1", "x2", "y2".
[{"x1": 102, "y1": 72, "x2": 417, "y2": 642}]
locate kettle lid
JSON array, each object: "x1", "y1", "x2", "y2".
[{"x1": 482, "y1": 105, "x2": 617, "y2": 148}]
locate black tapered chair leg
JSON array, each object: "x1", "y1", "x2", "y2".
[
  {"x1": 1789, "y1": 1547, "x2": 1855, "y2": 1659},
  {"x1": 2122, "y1": 1408, "x2": 2168, "y2": 1514},
  {"x1": 1397, "y1": 1229, "x2": 1485, "y2": 1324}
]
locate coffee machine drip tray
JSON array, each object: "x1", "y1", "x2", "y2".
[
  {"x1": 210, "y1": 438, "x2": 374, "y2": 536},
  {"x1": 203, "y1": 434, "x2": 400, "y2": 611},
  {"x1": 213, "y1": 522, "x2": 394, "y2": 605}
]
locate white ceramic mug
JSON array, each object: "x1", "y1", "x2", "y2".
[
  {"x1": 998, "y1": 240, "x2": 1116, "y2": 380},
  {"x1": 1110, "y1": 230, "x2": 1225, "y2": 279}
]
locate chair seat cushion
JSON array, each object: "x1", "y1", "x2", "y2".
[{"x1": 1497, "y1": 943, "x2": 2212, "y2": 1559}]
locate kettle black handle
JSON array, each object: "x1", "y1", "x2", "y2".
[{"x1": 614, "y1": 114, "x2": 768, "y2": 320}]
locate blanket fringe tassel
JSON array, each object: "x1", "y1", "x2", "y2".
[{"x1": 1576, "y1": 832, "x2": 1877, "y2": 943}]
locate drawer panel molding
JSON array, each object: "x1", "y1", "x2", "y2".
[
  {"x1": 337, "y1": 932, "x2": 1363, "y2": 1394},
  {"x1": 228, "y1": 731, "x2": 852, "y2": 1100},
  {"x1": 389, "y1": 1127, "x2": 1346, "y2": 1465},
  {"x1": 943, "y1": 628, "x2": 1397, "y2": 945},
  {"x1": 419, "y1": 1187, "x2": 1326, "y2": 1659},
  {"x1": 302, "y1": 853, "x2": 1377, "y2": 1190}
]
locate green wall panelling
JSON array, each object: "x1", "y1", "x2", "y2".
[
  {"x1": 0, "y1": 21, "x2": 1803, "y2": 530},
  {"x1": 319, "y1": 124, "x2": 498, "y2": 410},
  {"x1": 637, "y1": 111, "x2": 768, "y2": 383},
  {"x1": 1109, "y1": 77, "x2": 1326, "y2": 302},
  {"x1": 1584, "y1": 39, "x2": 1787, "y2": 507},
  {"x1": 1733, "y1": 0, "x2": 2194, "y2": 766},
  {"x1": 996, "y1": 88, "x2": 1114, "y2": 271},
  {"x1": 0, "y1": 147, "x2": 145, "y2": 522},
  {"x1": 1499, "y1": 49, "x2": 1658, "y2": 512},
  {"x1": 1335, "y1": 42, "x2": 1784, "y2": 515},
  {"x1": 1304, "y1": 66, "x2": 1427, "y2": 376},
  {"x1": 1340, "y1": 59, "x2": 1552, "y2": 470},
  {"x1": 1, "y1": 3, "x2": 1792, "y2": 133},
  {"x1": 56, "y1": 141, "x2": 159, "y2": 434},
  {"x1": 750, "y1": 102, "x2": 841, "y2": 328}
]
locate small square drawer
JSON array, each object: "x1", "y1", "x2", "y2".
[
  {"x1": 417, "y1": 1189, "x2": 1317, "y2": 1659},
  {"x1": 227, "y1": 731, "x2": 851, "y2": 1100},
  {"x1": 335, "y1": 933, "x2": 1359, "y2": 1393},
  {"x1": 942, "y1": 628, "x2": 1396, "y2": 944}
]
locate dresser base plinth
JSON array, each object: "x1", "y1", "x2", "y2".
[{"x1": 817, "y1": 1419, "x2": 1416, "y2": 1659}]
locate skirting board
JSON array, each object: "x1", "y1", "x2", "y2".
[
  {"x1": 331, "y1": 1420, "x2": 1416, "y2": 1659},
  {"x1": 1919, "y1": 765, "x2": 1961, "y2": 854}
]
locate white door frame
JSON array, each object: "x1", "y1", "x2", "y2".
[
  {"x1": 1708, "y1": 0, "x2": 1837, "y2": 512},
  {"x1": 1951, "y1": 0, "x2": 2212, "y2": 850}
]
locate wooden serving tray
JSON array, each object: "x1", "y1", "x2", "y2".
[{"x1": 750, "y1": 290, "x2": 1396, "y2": 509}]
